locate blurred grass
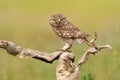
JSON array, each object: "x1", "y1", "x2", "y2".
[{"x1": 0, "y1": 0, "x2": 120, "y2": 80}]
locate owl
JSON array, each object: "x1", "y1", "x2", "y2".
[{"x1": 49, "y1": 14, "x2": 95, "y2": 50}]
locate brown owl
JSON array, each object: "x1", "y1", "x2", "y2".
[{"x1": 49, "y1": 14, "x2": 96, "y2": 50}]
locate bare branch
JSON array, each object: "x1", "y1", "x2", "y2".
[
  {"x1": 55, "y1": 44, "x2": 112, "y2": 80},
  {"x1": 0, "y1": 40, "x2": 63, "y2": 63},
  {"x1": 77, "y1": 44, "x2": 112, "y2": 67},
  {"x1": 0, "y1": 40, "x2": 112, "y2": 80}
]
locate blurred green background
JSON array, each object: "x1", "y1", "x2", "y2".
[{"x1": 0, "y1": 0, "x2": 120, "y2": 80}]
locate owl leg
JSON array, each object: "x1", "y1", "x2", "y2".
[
  {"x1": 82, "y1": 39, "x2": 95, "y2": 47},
  {"x1": 83, "y1": 32, "x2": 97, "y2": 48},
  {"x1": 61, "y1": 43, "x2": 72, "y2": 52},
  {"x1": 90, "y1": 32, "x2": 97, "y2": 44}
]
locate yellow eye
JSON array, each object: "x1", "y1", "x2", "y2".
[{"x1": 52, "y1": 19, "x2": 56, "y2": 23}]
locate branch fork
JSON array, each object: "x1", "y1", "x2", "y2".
[{"x1": 0, "y1": 32, "x2": 112, "y2": 80}]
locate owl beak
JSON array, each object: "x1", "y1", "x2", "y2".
[
  {"x1": 56, "y1": 19, "x2": 60, "y2": 24},
  {"x1": 56, "y1": 21, "x2": 60, "y2": 24}
]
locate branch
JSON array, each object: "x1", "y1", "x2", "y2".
[
  {"x1": 0, "y1": 40, "x2": 112, "y2": 80},
  {"x1": 77, "y1": 44, "x2": 112, "y2": 67},
  {"x1": 0, "y1": 40, "x2": 63, "y2": 63},
  {"x1": 76, "y1": 32, "x2": 112, "y2": 67}
]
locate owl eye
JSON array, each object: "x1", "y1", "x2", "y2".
[
  {"x1": 52, "y1": 19, "x2": 56, "y2": 23},
  {"x1": 52, "y1": 18, "x2": 55, "y2": 21},
  {"x1": 60, "y1": 18, "x2": 67, "y2": 23},
  {"x1": 60, "y1": 17, "x2": 66, "y2": 21}
]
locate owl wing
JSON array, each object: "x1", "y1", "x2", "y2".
[
  {"x1": 77, "y1": 31, "x2": 90, "y2": 39},
  {"x1": 61, "y1": 23, "x2": 90, "y2": 39}
]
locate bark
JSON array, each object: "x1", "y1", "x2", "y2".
[
  {"x1": 56, "y1": 45, "x2": 112, "y2": 80},
  {"x1": 0, "y1": 40, "x2": 63, "y2": 63},
  {"x1": 0, "y1": 40, "x2": 112, "y2": 80}
]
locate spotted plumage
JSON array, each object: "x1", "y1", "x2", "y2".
[{"x1": 49, "y1": 14, "x2": 94, "y2": 49}]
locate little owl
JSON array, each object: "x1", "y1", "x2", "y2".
[{"x1": 49, "y1": 14, "x2": 96, "y2": 51}]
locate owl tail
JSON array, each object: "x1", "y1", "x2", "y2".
[
  {"x1": 83, "y1": 38, "x2": 95, "y2": 47},
  {"x1": 85, "y1": 32, "x2": 97, "y2": 47},
  {"x1": 86, "y1": 32, "x2": 97, "y2": 39}
]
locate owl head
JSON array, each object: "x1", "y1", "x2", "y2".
[{"x1": 49, "y1": 14, "x2": 68, "y2": 27}]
